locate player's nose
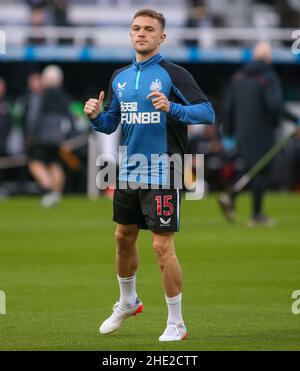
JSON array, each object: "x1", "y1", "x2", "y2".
[{"x1": 137, "y1": 31, "x2": 146, "y2": 38}]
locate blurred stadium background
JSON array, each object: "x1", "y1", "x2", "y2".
[
  {"x1": 0, "y1": 0, "x2": 300, "y2": 197},
  {"x1": 1, "y1": 0, "x2": 300, "y2": 351}
]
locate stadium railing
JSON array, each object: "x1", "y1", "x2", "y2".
[
  {"x1": 0, "y1": 26, "x2": 299, "y2": 63},
  {"x1": 1, "y1": 26, "x2": 297, "y2": 46}
]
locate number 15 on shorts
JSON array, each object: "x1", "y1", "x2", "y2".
[{"x1": 153, "y1": 190, "x2": 180, "y2": 231}]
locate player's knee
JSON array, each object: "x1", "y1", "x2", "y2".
[
  {"x1": 115, "y1": 230, "x2": 136, "y2": 249},
  {"x1": 152, "y1": 236, "x2": 174, "y2": 262}
]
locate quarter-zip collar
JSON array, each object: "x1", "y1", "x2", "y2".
[{"x1": 133, "y1": 53, "x2": 163, "y2": 71}]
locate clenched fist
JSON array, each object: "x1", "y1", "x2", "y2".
[{"x1": 84, "y1": 91, "x2": 105, "y2": 120}]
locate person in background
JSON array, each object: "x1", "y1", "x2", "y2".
[
  {"x1": 21, "y1": 73, "x2": 43, "y2": 147},
  {"x1": 51, "y1": 0, "x2": 73, "y2": 44},
  {"x1": 28, "y1": 65, "x2": 73, "y2": 207},
  {"x1": 220, "y1": 42, "x2": 300, "y2": 226},
  {"x1": 26, "y1": 0, "x2": 48, "y2": 9},
  {"x1": 27, "y1": 7, "x2": 47, "y2": 45},
  {"x1": 51, "y1": 0, "x2": 70, "y2": 26},
  {"x1": 183, "y1": 4, "x2": 218, "y2": 48},
  {"x1": 0, "y1": 78, "x2": 13, "y2": 198}
]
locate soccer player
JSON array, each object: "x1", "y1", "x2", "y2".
[{"x1": 84, "y1": 9, "x2": 215, "y2": 341}]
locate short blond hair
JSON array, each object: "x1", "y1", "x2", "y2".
[{"x1": 132, "y1": 9, "x2": 166, "y2": 30}]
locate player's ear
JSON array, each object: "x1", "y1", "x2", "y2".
[{"x1": 159, "y1": 33, "x2": 166, "y2": 45}]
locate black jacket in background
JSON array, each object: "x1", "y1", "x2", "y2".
[
  {"x1": 0, "y1": 98, "x2": 12, "y2": 155},
  {"x1": 39, "y1": 87, "x2": 71, "y2": 118},
  {"x1": 222, "y1": 60, "x2": 298, "y2": 167},
  {"x1": 35, "y1": 87, "x2": 73, "y2": 146}
]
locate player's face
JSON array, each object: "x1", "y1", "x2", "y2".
[{"x1": 130, "y1": 16, "x2": 166, "y2": 57}]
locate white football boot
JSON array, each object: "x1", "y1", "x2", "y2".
[
  {"x1": 41, "y1": 191, "x2": 62, "y2": 208},
  {"x1": 99, "y1": 298, "x2": 143, "y2": 335},
  {"x1": 159, "y1": 323, "x2": 188, "y2": 342}
]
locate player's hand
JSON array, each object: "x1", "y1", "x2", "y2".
[
  {"x1": 84, "y1": 91, "x2": 105, "y2": 120},
  {"x1": 147, "y1": 91, "x2": 170, "y2": 112}
]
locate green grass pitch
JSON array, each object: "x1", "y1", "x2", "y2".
[{"x1": 0, "y1": 193, "x2": 300, "y2": 351}]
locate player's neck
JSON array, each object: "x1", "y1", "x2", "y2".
[{"x1": 135, "y1": 48, "x2": 160, "y2": 63}]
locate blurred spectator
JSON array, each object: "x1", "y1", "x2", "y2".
[
  {"x1": 0, "y1": 78, "x2": 13, "y2": 198},
  {"x1": 26, "y1": 0, "x2": 48, "y2": 10},
  {"x1": 0, "y1": 78, "x2": 12, "y2": 157},
  {"x1": 276, "y1": 0, "x2": 300, "y2": 28},
  {"x1": 220, "y1": 42, "x2": 300, "y2": 226},
  {"x1": 183, "y1": 5, "x2": 221, "y2": 48},
  {"x1": 51, "y1": 0, "x2": 70, "y2": 26},
  {"x1": 51, "y1": 0, "x2": 73, "y2": 44},
  {"x1": 293, "y1": 130, "x2": 300, "y2": 191},
  {"x1": 27, "y1": 8, "x2": 47, "y2": 45},
  {"x1": 256, "y1": 0, "x2": 300, "y2": 28},
  {"x1": 187, "y1": 125, "x2": 225, "y2": 191},
  {"x1": 62, "y1": 101, "x2": 89, "y2": 194},
  {"x1": 26, "y1": 0, "x2": 73, "y2": 44},
  {"x1": 28, "y1": 65, "x2": 74, "y2": 207},
  {"x1": 20, "y1": 72, "x2": 43, "y2": 150}
]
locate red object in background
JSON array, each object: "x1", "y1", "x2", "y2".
[
  {"x1": 220, "y1": 162, "x2": 235, "y2": 180},
  {"x1": 103, "y1": 186, "x2": 115, "y2": 199},
  {"x1": 291, "y1": 183, "x2": 300, "y2": 193},
  {"x1": 218, "y1": 162, "x2": 236, "y2": 190}
]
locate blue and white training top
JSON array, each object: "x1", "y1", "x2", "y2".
[{"x1": 90, "y1": 53, "x2": 215, "y2": 186}]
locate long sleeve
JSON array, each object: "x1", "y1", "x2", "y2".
[
  {"x1": 169, "y1": 101, "x2": 215, "y2": 125},
  {"x1": 160, "y1": 60, "x2": 215, "y2": 126}
]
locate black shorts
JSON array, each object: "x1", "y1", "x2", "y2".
[
  {"x1": 29, "y1": 144, "x2": 61, "y2": 165},
  {"x1": 113, "y1": 188, "x2": 181, "y2": 233}
]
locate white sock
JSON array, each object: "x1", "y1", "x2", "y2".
[
  {"x1": 117, "y1": 274, "x2": 137, "y2": 307},
  {"x1": 165, "y1": 293, "x2": 184, "y2": 325}
]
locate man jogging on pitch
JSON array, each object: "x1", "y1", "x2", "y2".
[{"x1": 84, "y1": 9, "x2": 215, "y2": 341}]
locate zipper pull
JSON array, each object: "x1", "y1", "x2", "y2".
[{"x1": 135, "y1": 66, "x2": 141, "y2": 91}]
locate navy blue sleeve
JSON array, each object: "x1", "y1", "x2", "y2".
[
  {"x1": 159, "y1": 60, "x2": 215, "y2": 125},
  {"x1": 90, "y1": 71, "x2": 121, "y2": 134}
]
